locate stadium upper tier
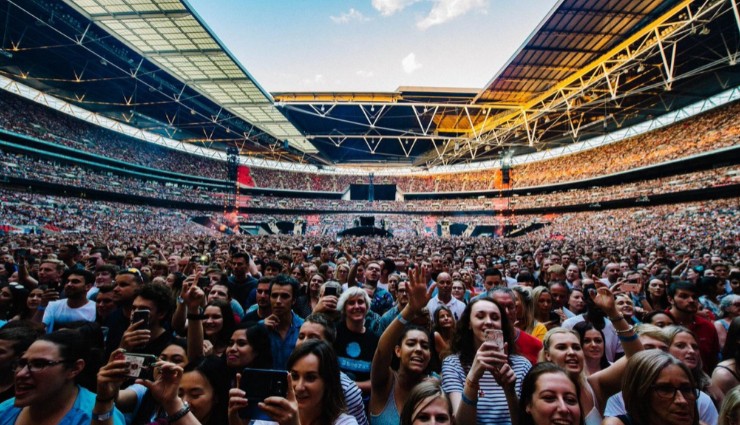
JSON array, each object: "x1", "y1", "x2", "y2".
[{"x1": 0, "y1": 90, "x2": 739, "y2": 193}]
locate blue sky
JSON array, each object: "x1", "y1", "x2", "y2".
[{"x1": 186, "y1": 0, "x2": 560, "y2": 92}]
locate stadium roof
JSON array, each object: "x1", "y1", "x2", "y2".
[
  {"x1": 0, "y1": 0, "x2": 738, "y2": 169},
  {"x1": 276, "y1": 0, "x2": 740, "y2": 167}
]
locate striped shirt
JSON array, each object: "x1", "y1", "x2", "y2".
[
  {"x1": 441, "y1": 354, "x2": 531, "y2": 425},
  {"x1": 341, "y1": 372, "x2": 369, "y2": 425}
]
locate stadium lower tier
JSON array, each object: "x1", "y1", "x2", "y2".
[
  {"x1": 1, "y1": 187, "x2": 738, "y2": 244},
  {"x1": 1, "y1": 149, "x2": 738, "y2": 214}
]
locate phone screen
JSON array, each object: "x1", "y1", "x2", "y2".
[{"x1": 132, "y1": 310, "x2": 150, "y2": 329}]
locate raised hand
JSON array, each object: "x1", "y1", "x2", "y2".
[
  {"x1": 491, "y1": 362, "x2": 516, "y2": 390},
  {"x1": 119, "y1": 318, "x2": 150, "y2": 350},
  {"x1": 405, "y1": 266, "x2": 431, "y2": 315},
  {"x1": 313, "y1": 295, "x2": 338, "y2": 314},
  {"x1": 97, "y1": 349, "x2": 129, "y2": 401},
  {"x1": 590, "y1": 285, "x2": 617, "y2": 316},
  {"x1": 228, "y1": 373, "x2": 249, "y2": 425},
  {"x1": 259, "y1": 373, "x2": 300, "y2": 425},
  {"x1": 137, "y1": 361, "x2": 183, "y2": 411},
  {"x1": 184, "y1": 281, "x2": 205, "y2": 311},
  {"x1": 263, "y1": 314, "x2": 280, "y2": 331}
]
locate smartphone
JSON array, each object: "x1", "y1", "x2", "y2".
[
  {"x1": 122, "y1": 353, "x2": 157, "y2": 379},
  {"x1": 86, "y1": 257, "x2": 97, "y2": 268},
  {"x1": 239, "y1": 368, "x2": 289, "y2": 417},
  {"x1": 132, "y1": 309, "x2": 150, "y2": 329},
  {"x1": 621, "y1": 282, "x2": 642, "y2": 293},
  {"x1": 13, "y1": 249, "x2": 28, "y2": 263},
  {"x1": 45, "y1": 280, "x2": 63, "y2": 293},
  {"x1": 197, "y1": 276, "x2": 210, "y2": 289},
  {"x1": 324, "y1": 286, "x2": 337, "y2": 297},
  {"x1": 485, "y1": 329, "x2": 504, "y2": 351},
  {"x1": 190, "y1": 255, "x2": 200, "y2": 263}
]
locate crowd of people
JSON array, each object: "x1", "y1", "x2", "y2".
[
  {"x1": 3, "y1": 146, "x2": 736, "y2": 216},
  {"x1": 0, "y1": 91, "x2": 227, "y2": 181},
  {"x1": 0, "y1": 192, "x2": 737, "y2": 425},
  {"x1": 0, "y1": 151, "x2": 226, "y2": 204},
  {"x1": 2, "y1": 90, "x2": 739, "y2": 195}
]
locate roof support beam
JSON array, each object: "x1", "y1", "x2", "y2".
[
  {"x1": 149, "y1": 49, "x2": 224, "y2": 57},
  {"x1": 655, "y1": 31, "x2": 677, "y2": 91},
  {"x1": 306, "y1": 134, "x2": 464, "y2": 141},
  {"x1": 87, "y1": 11, "x2": 191, "y2": 20},
  {"x1": 731, "y1": 0, "x2": 740, "y2": 35},
  {"x1": 426, "y1": 0, "x2": 725, "y2": 167},
  {"x1": 524, "y1": 46, "x2": 601, "y2": 54}
]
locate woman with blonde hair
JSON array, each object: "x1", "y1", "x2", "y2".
[
  {"x1": 512, "y1": 286, "x2": 546, "y2": 340},
  {"x1": 400, "y1": 380, "x2": 454, "y2": 425},
  {"x1": 531, "y1": 287, "x2": 559, "y2": 330},
  {"x1": 540, "y1": 287, "x2": 642, "y2": 425},
  {"x1": 718, "y1": 386, "x2": 740, "y2": 425},
  {"x1": 603, "y1": 350, "x2": 699, "y2": 425}
]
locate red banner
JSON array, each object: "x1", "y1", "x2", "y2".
[{"x1": 237, "y1": 165, "x2": 255, "y2": 187}]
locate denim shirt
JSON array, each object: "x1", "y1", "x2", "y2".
[{"x1": 261, "y1": 311, "x2": 305, "y2": 370}]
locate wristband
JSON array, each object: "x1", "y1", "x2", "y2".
[
  {"x1": 615, "y1": 325, "x2": 635, "y2": 335},
  {"x1": 461, "y1": 393, "x2": 478, "y2": 407},
  {"x1": 167, "y1": 401, "x2": 191, "y2": 423},
  {"x1": 92, "y1": 409, "x2": 115, "y2": 421},
  {"x1": 187, "y1": 313, "x2": 206, "y2": 321},
  {"x1": 177, "y1": 296, "x2": 184, "y2": 305},
  {"x1": 397, "y1": 314, "x2": 409, "y2": 325},
  {"x1": 618, "y1": 333, "x2": 639, "y2": 343}
]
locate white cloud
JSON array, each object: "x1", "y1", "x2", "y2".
[
  {"x1": 402, "y1": 53, "x2": 422, "y2": 74},
  {"x1": 330, "y1": 8, "x2": 370, "y2": 24},
  {"x1": 417, "y1": 0, "x2": 487, "y2": 30},
  {"x1": 372, "y1": 0, "x2": 420, "y2": 16},
  {"x1": 356, "y1": 70, "x2": 375, "y2": 78},
  {"x1": 302, "y1": 74, "x2": 325, "y2": 86}
]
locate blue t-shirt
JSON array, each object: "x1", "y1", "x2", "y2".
[{"x1": 0, "y1": 385, "x2": 125, "y2": 425}]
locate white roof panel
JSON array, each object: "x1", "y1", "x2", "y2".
[{"x1": 64, "y1": 0, "x2": 317, "y2": 154}]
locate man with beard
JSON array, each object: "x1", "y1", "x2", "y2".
[
  {"x1": 37, "y1": 269, "x2": 96, "y2": 332},
  {"x1": 243, "y1": 277, "x2": 272, "y2": 322},
  {"x1": 361, "y1": 261, "x2": 394, "y2": 316},
  {"x1": 377, "y1": 280, "x2": 411, "y2": 332},
  {"x1": 668, "y1": 281, "x2": 719, "y2": 373}
]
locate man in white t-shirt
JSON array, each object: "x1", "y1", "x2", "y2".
[
  {"x1": 427, "y1": 272, "x2": 465, "y2": 321},
  {"x1": 41, "y1": 269, "x2": 96, "y2": 332}
]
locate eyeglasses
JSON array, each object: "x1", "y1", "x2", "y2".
[
  {"x1": 651, "y1": 384, "x2": 698, "y2": 400},
  {"x1": 14, "y1": 358, "x2": 68, "y2": 373}
]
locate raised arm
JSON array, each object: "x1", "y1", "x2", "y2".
[
  {"x1": 184, "y1": 278, "x2": 206, "y2": 361},
  {"x1": 588, "y1": 286, "x2": 643, "y2": 410},
  {"x1": 171, "y1": 274, "x2": 196, "y2": 335},
  {"x1": 370, "y1": 266, "x2": 428, "y2": 395}
]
